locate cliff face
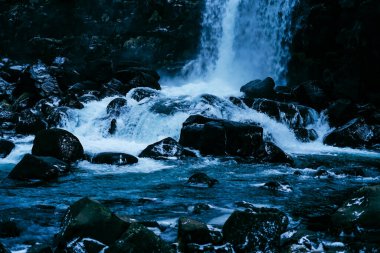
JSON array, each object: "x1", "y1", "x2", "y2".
[
  {"x1": 0, "y1": 0, "x2": 203, "y2": 73},
  {"x1": 287, "y1": 0, "x2": 380, "y2": 106}
]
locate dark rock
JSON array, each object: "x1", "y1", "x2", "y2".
[
  {"x1": 0, "y1": 218, "x2": 21, "y2": 238},
  {"x1": 331, "y1": 185, "x2": 380, "y2": 242},
  {"x1": 222, "y1": 207, "x2": 288, "y2": 253},
  {"x1": 27, "y1": 244, "x2": 53, "y2": 253},
  {"x1": 101, "y1": 79, "x2": 124, "y2": 97},
  {"x1": 106, "y1": 98, "x2": 128, "y2": 116},
  {"x1": 178, "y1": 217, "x2": 213, "y2": 252},
  {"x1": 240, "y1": 77, "x2": 276, "y2": 100},
  {"x1": 252, "y1": 98, "x2": 318, "y2": 128},
  {"x1": 0, "y1": 77, "x2": 14, "y2": 101},
  {"x1": 57, "y1": 197, "x2": 130, "y2": 245},
  {"x1": 315, "y1": 169, "x2": 329, "y2": 177},
  {"x1": 85, "y1": 59, "x2": 113, "y2": 83},
  {"x1": 139, "y1": 137, "x2": 196, "y2": 160},
  {"x1": 114, "y1": 68, "x2": 161, "y2": 92},
  {"x1": 91, "y1": 152, "x2": 138, "y2": 165},
  {"x1": 256, "y1": 142, "x2": 294, "y2": 164},
  {"x1": 12, "y1": 92, "x2": 39, "y2": 112},
  {"x1": 262, "y1": 181, "x2": 293, "y2": 192},
  {"x1": 188, "y1": 172, "x2": 218, "y2": 188},
  {"x1": 109, "y1": 119, "x2": 117, "y2": 135},
  {"x1": 59, "y1": 94, "x2": 84, "y2": 109},
  {"x1": 291, "y1": 80, "x2": 329, "y2": 110},
  {"x1": 326, "y1": 99, "x2": 357, "y2": 127},
  {"x1": 32, "y1": 128, "x2": 84, "y2": 163},
  {"x1": 294, "y1": 128, "x2": 318, "y2": 142},
  {"x1": 78, "y1": 94, "x2": 99, "y2": 103},
  {"x1": 331, "y1": 167, "x2": 365, "y2": 177},
  {"x1": 0, "y1": 139, "x2": 15, "y2": 158},
  {"x1": 15, "y1": 110, "x2": 48, "y2": 135},
  {"x1": 109, "y1": 223, "x2": 173, "y2": 253},
  {"x1": 228, "y1": 96, "x2": 245, "y2": 108},
  {"x1": 66, "y1": 238, "x2": 106, "y2": 253},
  {"x1": 68, "y1": 81, "x2": 101, "y2": 96},
  {"x1": 8, "y1": 154, "x2": 70, "y2": 181},
  {"x1": 46, "y1": 107, "x2": 69, "y2": 127},
  {"x1": 0, "y1": 243, "x2": 10, "y2": 253},
  {"x1": 323, "y1": 118, "x2": 380, "y2": 148},
  {"x1": 185, "y1": 243, "x2": 234, "y2": 253},
  {"x1": 179, "y1": 115, "x2": 263, "y2": 157},
  {"x1": 193, "y1": 203, "x2": 211, "y2": 214},
  {"x1": 129, "y1": 87, "x2": 159, "y2": 102},
  {"x1": 0, "y1": 104, "x2": 17, "y2": 123}
]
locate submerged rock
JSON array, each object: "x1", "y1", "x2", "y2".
[
  {"x1": 256, "y1": 142, "x2": 294, "y2": 164},
  {"x1": 0, "y1": 139, "x2": 15, "y2": 158},
  {"x1": 57, "y1": 197, "x2": 130, "y2": 245},
  {"x1": 32, "y1": 128, "x2": 84, "y2": 163},
  {"x1": 129, "y1": 87, "x2": 159, "y2": 102},
  {"x1": 109, "y1": 223, "x2": 173, "y2": 253},
  {"x1": 179, "y1": 115, "x2": 263, "y2": 157},
  {"x1": 187, "y1": 172, "x2": 218, "y2": 188},
  {"x1": 178, "y1": 217, "x2": 213, "y2": 252},
  {"x1": 8, "y1": 154, "x2": 70, "y2": 181},
  {"x1": 91, "y1": 152, "x2": 138, "y2": 165},
  {"x1": 139, "y1": 137, "x2": 196, "y2": 160}
]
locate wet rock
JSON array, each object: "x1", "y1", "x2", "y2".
[
  {"x1": 0, "y1": 77, "x2": 14, "y2": 101},
  {"x1": 256, "y1": 142, "x2": 294, "y2": 164},
  {"x1": 139, "y1": 137, "x2": 196, "y2": 160},
  {"x1": 106, "y1": 98, "x2": 128, "y2": 116},
  {"x1": 108, "y1": 119, "x2": 117, "y2": 135},
  {"x1": 0, "y1": 243, "x2": 10, "y2": 253},
  {"x1": 188, "y1": 173, "x2": 218, "y2": 188},
  {"x1": 109, "y1": 223, "x2": 173, "y2": 253},
  {"x1": 315, "y1": 169, "x2": 330, "y2": 177},
  {"x1": 68, "y1": 81, "x2": 101, "y2": 96},
  {"x1": 262, "y1": 181, "x2": 293, "y2": 192},
  {"x1": 85, "y1": 59, "x2": 113, "y2": 83},
  {"x1": 91, "y1": 152, "x2": 138, "y2": 165},
  {"x1": 178, "y1": 217, "x2": 213, "y2": 252},
  {"x1": 323, "y1": 118, "x2": 380, "y2": 148},
  {"x1": 101, "y1": 79, "x2": 124, "y2": 97},
  {"x1": 251, "y1": 98, "x2": 318, "y2": 128},
  {"x1": 331, "y1": 185, "x2": 380, "y2": 242},
  {"x1": 240, "y1": 77, "x2": 276, "y2": 101},
  {"x1": 114, "y1": 68, "x2": 161, "y2": 93},
  {"x1": 222, "y1": 207, "x2": 288, "y2": 253},
  {"x1": 57, "y1": 197, "x2": 130, "y2": 245},
  {"x1": 291, "y1": 80, "x2": 329, "y2": 110},
  {"x1": 46, "y1": 107, "x2": 69, "y2": 127},
  {"x1": 331, "y1": 167, "x2": 365, "y2": 177},
  {"x1": 129, "y1": 87, "x2": 159, "y2": 102},
  {"x1": 0, "y1": 104, "x2": 17, "y2": 124},
  {"x1": 294, "y1": 128, "x2": 318, "y2": 142},
  {"x1": 59, "y1": 94, "x2": 84, "y2": 109},
  {"x1": 27, "y1": 244, "x2": 53, "y2": 253},
  {"x1": 193, "y1": 203, "x2": 211, "y2": 214},
  {"x1": 12, "y1": 92, "x2": 39, "y2": 112},
  {"x1": 0, "y1": 218, "x2": 21, "y2": 238},
  {"x1": 65, "y1": 238, "x2": 106, "y2": 253},
  {"x1": 8, "y1": 154, "x2": 70, "y2": 181},
  {"x1": 32, "y1": 128, "x2": 84, "y2": 163},
  {"x1": 15, "y1": 109, "x2": 48, "y2": 135},
  {"x1": 78, "y1": 94, "x2": 99, "y2": 103},
  {"x1": 0, "y1": 139, "x2": 15, "y2": 158},
  {"x1": 185, "y1": 243, "x2": 235, "y2": 253},
  {"x1": 326, "y1": 99, "x2": 357, "y2": 127},
  {"x1": 179, "y1": 115, "x2": 263, "y2": 157}
]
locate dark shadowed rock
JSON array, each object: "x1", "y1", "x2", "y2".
[
  {"x1": 178, "y1": 217, "x2": 213, "y2": 252},
  {"x1": 323, "y1": 118, "x2": 379, "y2": 148},
  {"x1": 109, "y1": 119, "x2": 117, "y2": 135},
  {"x1": 32, "y1": 128, "x2": 84, "y2": 163},
  {"x1": 193, "y1": 203, "x2": 211, "y2": 214},
  {"x1": 57, "y1": 197, "x2": 131, "y2": 245},
  {"x1": 15, "y1": 109, "x2": 48, "y2": 135},
  {"x1": 46, "y1": 107, "x2": 69, "y2": 127},
  {"x1": 114, "y1": 68, "x2": 161, "y2": 93},
  {"x1": 294, "y1": 128, "x2": 318, "y2": 142},
  {"x1": 109, "y1": 223, "x2": 173, "y2": 253},
  {"x1": 8, "y1": 154, "x2": 70, "y2": 181},
  {"x1": 0, "y1": 139, "x2": 15, "y2": 158},
  {"x1": 0, "y1": 243, "x2": 10, "y2": 253},
  {"x1": 256, "y1": 142, "x2": 294, "y2": 164},
  {"x1": 59, "y1": 94, "x2": 84, "y2": 109},
  {"x1": 188, "y1": 172, "x2": 218, "y2": 188},
  {"x1": 139, "y1": 137, "x2": 196, "y2": 160},
  {"x1": 129, "y1": 87, "x2": 159, "y2": 102},
  {"x1": 65, "y1": 238, "x2": 106, "y2": 253},
  {"x1": 240, "y1": 77, "x2": 276, "y2": 100},
  {"x1": 326, "y1": 99, "x2": 357, "y2": 127},
  {"x1": 223, "y1": 207, "x2": 288, "y2": 253},
  {"x1": 0, "y1": 218, "x2": 21, "y2": 238},
  {"x1": 106, "y1": 98, "x2": 128, "y2": 116},
  {"x1": 292, "y1": 80, "x2": 329, "y2": 110},
  {"x1": 26, "y1": 244, "x2": 53, "y2": 253},
  {"x1": 91, "y1": 152, "x2": 138, "y2": 165},
  {"x1": 179, "y1": 115, "x2": 263, "y2": 157},
  {"x1": 85, "y1": 59, "x2": 113, "y2": 83}
]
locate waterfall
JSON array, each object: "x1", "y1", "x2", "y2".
[{"x1": 182, "y1": 0, "x2": 298, "y2": 87}]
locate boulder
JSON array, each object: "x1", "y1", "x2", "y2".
[
  {"x1": 65, "y1": 238, "x2": 106, "y2": 253},
  {"x1": 32, "y1": 128, "x2": 84, "y2": 163},
  {"x1": 46, "y1": 107, "x2": 69, "y2": 127},
  {"x1": 179, "y1": 115, "x2": 263, "y2": 156},
  {"x1": 139, "y1": 137, "x2": 196, "y2": 160},
  {"x1": 59, "y1": 94, "x2": 84, "y2": 109},
  {"x1": 187, "y1": 172, "x2": 218, "y2": 188},
  {"x1": 57, "y1": 197, "x2": 130, "y2": 245},
  {"x1": 222, "y1": 207, "x2": 288, "y2": 253},
  {"x1": 129, "y1": 87, "x2": 159, "y2": 102},
  {"x1": 331, "y1": 185, "x2": 380, "y2": 242},
  {"x1": 256, "y1": 142, "x2": 294, "y2": 164},
  {"x1": 178, "y1": 217, "x2": 213, "y2": 252},
  {"x1": 114, "y1": 68, "x2": 161, "y2": 94},
  {"x1": 293, "y1": 128, "x2": 318, "y2": 142},
  {"x1": 251, "y1": 98, "x2": 318, "y2": 128},
  {"x1": 323, "y1": 118, "x2": 380, "y2": 148},
  {"x1": 240, "y1": 77, "x2": 276, "y2": 100},
  {"x1": 0, "y1": 139, "x2": 15, "y2": 158},
  {"x1": 106, "y1": 98, "x2": 128, "y2": 116},
  {"x1": 326, "y1": 99, "x2": 357, "y2": 127},
  {"x1": 15, "y1": 109, "x2": 48, "y2": 135},
  {"x1": 109, "y1": 223, "x2": 173, "y2": 253},
  {"x1": 291, "y1": 80, "x2": 329, "y2": 110},
  {"x1": 85, "y1": 59, "x2": 113, "y2": 83},
  {"x1": 0, "y1": 218, "x2": 21, "y2": 238},
  {"x1": 91, "y1": 152, "x2": 138, "y2": 165},
  {"x1": 8, "y1": 154, "x2": 70, "y2": 181}
]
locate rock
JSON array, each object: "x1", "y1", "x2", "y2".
[
  {"x1": 59, "y1": 94, "x2": 84, "y2": 109},
  {"x1": 188, "y1": 172, "x2": 218, "y2": 187},
  {"x1": 32, "y1": 128, "x2": 84, "y2": 163},
  {"x1": 65, "y1": 238, "x2": 106, "y2": 253},
  {"x1": 323, "y1": 118, "x2": 380, "y2": 148},
  {"x1": 0, "y1": 139, "x2": 15, "y2": 158},
  {"x1": 101, "y1": 79, "x2": 124, "y2": 97},
  {"x1": 0, "y1": 218, "x2": 21, "y2": 238},
  {"x1": 85, "y1": 59, "x2": 113, "y2": 83},
  {"x1": 256, "y1": 142, "x2": 294, "y2": 164},
  {"x1": 15, "y1": 110, "x2": 48, "y2": 135},
  {"x1": 0, "y1": 243, "x2": 10, "y2": 253},
  {"x1": 240, "y1": 77, "x2": 276, "y2": 100},
  {"x1": 0, "y1": 77, "x2": 14, "y2": 101},
  {"x1": 326, "y1": 99, "x2": 357, "y2": 127},
  {"x1": 27, "y1": 244, "x2": 53, "y2": 253},
  {"x1": 12, "y1": 92, "x2": 39, "y2": 112},
  {"x1": 57, "y1": 197, "x2": 130, "y2": 245},
  {"x1": 114, "y1": 68, "x2": 161, "y2": 93},
  {"x1": 8, "y1": 154, "x2": 70, "y2": 181},
  {"x1": 109, "y1": 223, "x2": 173, "y2": 253},
  {"x1": 68, "y1": 81, "x2": 101, "y2": 96},
  {"x1": 0, "y1": 104, "x2": 17, "y2": 124},
  {"x1": 91, "y1": 152, "x2": 138, "y2": 165},
  {"x1": 46, "y1": 107, "x2": 69, "y2": 127},
  {"x1": 291, "y1": 80, "x2": 329, "y2": 110},
  {"x1": 331, "y1": 185, "x2": 380, "y2": 242},
  {"x1": 129, "y1": 87, "x2": 159, "y2": 102},
  {"x1": 106, "y1": 98, "x2": 128, "y2": 116},
  {"x1": 178, "y1": 217, "x2": 213, "y2": 252},
  {"x1": 293, "y1": 128, "x2": 318, "y2": 142},
  {"x1": 139, "y1": 137, "x2": 196, "y2": 160},
  {"x1": 179, "y1": 115, "x2": 263, "y2": 157},
  {"x1": 222, "y1": 207, "x2": 288, "y2": 253},
  {"x1": 251, "y1": 98, "x2": 318, "y2": 128},
  {"x1": 108, "y1": 119, "x2": 117, "y2": 135},
  {"x1": 193, "y1": 203, "x2": 211, "y2": 214},
  {"x1": 262, "y1": 181, "x2": 293, "y2": 192},
  {"x1": 78, "y1": 94, "x2": 99, "y2": 103}
]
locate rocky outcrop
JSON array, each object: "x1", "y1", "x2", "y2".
[
  {"x1": 8, "y1": 154, "x2": 70, "y2": 181},
  {"x1": 32, "y1": 128, "x2": 84, "y2": 163},
  {"x1": 139, "y1": 137, "x2": 196, "y2": 160},
  {"x1": 240, "y1": 77, "x2": 276, "y2": 101}
]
